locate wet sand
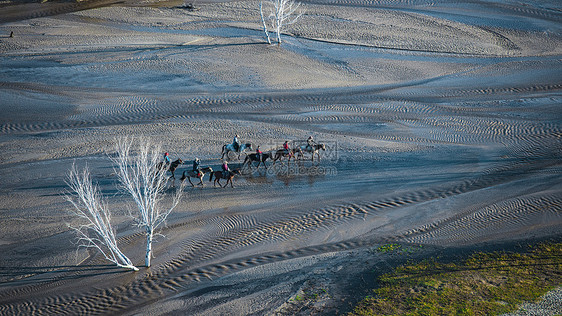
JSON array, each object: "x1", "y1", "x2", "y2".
[{"x1": 0, "y1": 0, "x2": 561, "y2": 314}]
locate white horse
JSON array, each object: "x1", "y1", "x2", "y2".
[
  {"x1": 221, "y1": 142, "x2": 252, "y2": 160},
  {"x1": 294, "y1": 143, "x2": 325, "y2": 162}
]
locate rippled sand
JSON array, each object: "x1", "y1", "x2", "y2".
[{"x1": 0, "y1": 0, "x2": 561, "y2": 314}]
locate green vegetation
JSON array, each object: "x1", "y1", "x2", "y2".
[
  {"x1": 374, "y1": 243, "x2": 422, "y2": 254},
  {"x1": 376, "y1": 243, "x2": 402, "y2": 253},
  {"x1": 350, "y1": 242, "x2": 562, "y2": 315}
]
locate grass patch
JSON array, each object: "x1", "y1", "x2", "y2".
[
  {"x1": 372, "y1": 243, "x2": 423, "y2": 255},
  {"x1": 350, "y1": 242, "x2": 562, "y2": 315}
]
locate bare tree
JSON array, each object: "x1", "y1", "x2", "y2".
[
  {"x1": 260, "y1": 0, "x2": 303, "y2": 45},
  {"x1": 259, "y1": 1, "x2": 272, "y2": 45},
  {"x1": 66, "y1": 164, "x2": 138, "y2": 271},
  {"x1": 111, "y1": 138, "x2": 184, "y2": 267}
]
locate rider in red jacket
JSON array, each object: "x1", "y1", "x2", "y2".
[
  {"x1": 256, "y1": 146, "x2": 263, "y2": 161},
  {"x1": 283, "y1": 141, "x2": 292, "y2": 157}
]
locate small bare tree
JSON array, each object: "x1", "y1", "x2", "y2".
[
  {"x1": 260, "y1": 0, "x2": 303, "y2": 45},
  {"x1": 111, "y1": 138, "x2": 184, "y2": 267},
  {"x1": 66, "y1": 164, "x2": 138, "y2": 271}
]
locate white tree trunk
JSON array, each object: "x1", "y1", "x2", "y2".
[
  {"x1": 259, "y1": 1, "x2": 271, "y2": 44},
  {"x1": 145, "y1": 229, "x2": 153, "y2": 267},
  {"x1": 276, "y1": 21, "x2": 282, "y2": 45}
]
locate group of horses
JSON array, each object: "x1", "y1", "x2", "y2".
[
  {"x1": 158, "y1": 160, "x2": 240, "y2": 188},
  {"x1": 159, "y1": 141, "x2": 326, "y2": 188},
  {"x1": 238, "y1": 143, "x2": 326, "y2": 170}
]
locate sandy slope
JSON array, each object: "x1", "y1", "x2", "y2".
[{"x1": 0, "y1": 0, "x2": 561, "y2": 314}]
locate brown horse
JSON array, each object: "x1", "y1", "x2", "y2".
[
  {"x1": 180, "y1": 166, "x2": 213, "y2": 186},
  {"x1": 157, "y1": 159, "x2": 183, "y2": 179},
  {"x1": 209, "y1": 169, "x2": 241, "y2": 188},
  {"x1": 271, "y1": 149, "x2": 294, "y2": 165},
  {"x1": 294, "y1": 144, "x2": 325, "y2": 162}
]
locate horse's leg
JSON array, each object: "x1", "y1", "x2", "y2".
[
  {"x1": 167, "y1": 170, "x2": 176, "y2": 186},
  {"x1": 188, "y1": 177, "x2": 195, "y2": 187},
  {"x1": 198, "y1": 177, "x2": 204, "y2": 186}
]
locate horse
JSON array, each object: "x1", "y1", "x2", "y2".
[
  {"x1": 221, "y1": 143, "x2": 252, "y2": 160},
  {"x1": 271, "y1": 149, "x2": 294, "y2": 165},
  {"x1": 180, "y1": 166, "x2": 213, "y2": 186},
  {"x1": 242, "y1": 152, "x2": 271, "y2": 170},
  {"x1": 294, "y1": 144, "x2": 325, "y2": 162},
  {"x1": 209, "y1": 169, "x2": 241, "y2": 188},
  {"x1": 157, "y1": 159, "x2": 183, "y2": 179}
]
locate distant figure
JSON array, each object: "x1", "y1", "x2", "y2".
[
  {"x1": 283, "y1": 141, "x2": 291, "y2": 156},
  {"x1": 256, "y1": 145, "x2": 263, "y2": 162},
  {"x1": 192, "y1": 158, "x2": 201, "y2": 176},
  {"x1": 306, "y1": 136, "x2": 315, "y2": 151},
  {"x1": 233, "y1": 134, "x2": 240, "y2": 152},
  {"x1": 164, "y1": 152, "x2": 171, "y2": 164},
  {"x1": 222, "y1": 160, "x2": 231, "y2": 177},
  {"x1": 9, "y1": 31, "x2": 14, "y2": 38}
]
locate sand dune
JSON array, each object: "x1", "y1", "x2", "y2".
[{"x1": 0, "y1": 0, "x2": 561, "y2": 314}]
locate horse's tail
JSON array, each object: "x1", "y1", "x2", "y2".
[
  {"x1": 242, "y1": 155, "x2": 249, "y2": 166},
  {"x1": 209, "y1": 172, "x2": 214, "y2": 182},
  {"x1": 180, "y1": 171, "x2": 187, "y2": 182}
]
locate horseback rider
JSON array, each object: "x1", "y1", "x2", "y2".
[
  {"x1": 256, "y1": 146, "x2": 263, "y2": 162},
  {"x1": 222, "y1": 160, "x2": 231, "y2": 177},
  {"x1": 192, "y1": 158, "x2": 201, "y2": 177},
  {"x1": 164, "y1": 152, "x2": 171, "y2": 164},
  {"x1": 283, "y1": 141, "x2": 292, "y2": 156},
  {"x1": 306, "y1": 136, "x2": 315, "y2": 151},
  {"x1": 233, "y1": 134, "x2": 240, "y2": 152}
]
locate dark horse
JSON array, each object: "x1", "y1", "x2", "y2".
[
  {"x1": 180, "y1": 167, "x2": 213, "y2": 186},
  {"x1": 293, "y1": 144, "x2": 325, "y2": 162},
  {"x1": 271, "y1": 149, "x2": 294, "y2": 165},
  {"x1": 209, "y1": 169, "x2": 241, "y2": 188},
  {"x1": 242, "y1": 152, "x2": 271, "y2": 169},
  {"x1": 157, "y1": 159, "x2": 183, "y2": 179}
]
